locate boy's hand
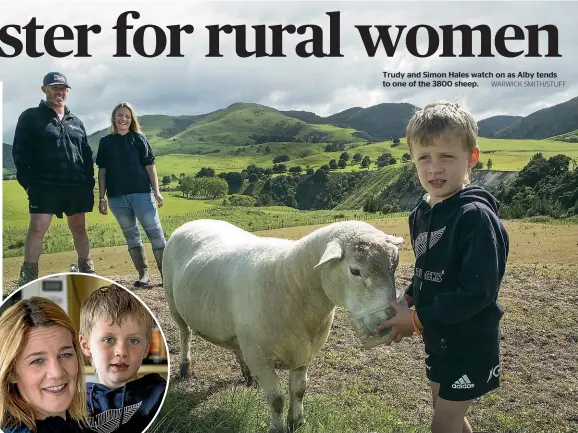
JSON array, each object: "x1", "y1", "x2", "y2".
[
  {"x1": 404, "y1": 294, "x2": 414, "y2": 308},
  {"x1": 376, "y1": 301, "x2": 415, "y2": 344}
]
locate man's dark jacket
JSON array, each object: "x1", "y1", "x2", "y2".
[{"x1": 12, "y1": 100, "x2": 94, "y2": 190}]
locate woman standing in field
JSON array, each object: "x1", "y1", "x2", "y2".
[{"x1": 96, "y1": 102, "x2": 166, "y2": 287}]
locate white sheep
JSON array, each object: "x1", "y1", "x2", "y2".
[{"x1": 163, "y1": 219, "x2": 404, "y2": 433}]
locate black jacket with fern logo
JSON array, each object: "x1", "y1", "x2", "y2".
[
  {"x1": 86, "y1": 373, "x2": 166, "y2": 433},
  {"x1": 405, "y1": 186, "x2": 509, "y2": 355}
]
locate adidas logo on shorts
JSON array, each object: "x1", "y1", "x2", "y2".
[{"x1": 452, "y1": 374, "x2": 475, "y2": 389}]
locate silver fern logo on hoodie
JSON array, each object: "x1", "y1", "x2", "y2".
[
  {"x1": 414, "y1": 227, "x2": 446, "y2": 260},
  {"x1": 87, "y1": 401, "x2": 142, "y2": 433}
]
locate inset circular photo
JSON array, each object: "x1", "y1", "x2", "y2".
[{"x1": 0, "y1": 273, "x2": 170, "y2": 433}]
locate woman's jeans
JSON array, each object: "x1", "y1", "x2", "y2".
[{"x1": 108, "y1": 193, "x2": 166, "y2": 250}]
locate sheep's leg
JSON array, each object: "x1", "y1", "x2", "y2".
[
  {"x1": 287, "y1": 365, "x2": 308, "y2": 431},
  {"x1": 167, "y1": 300, "x2": 192, "y2": 379},
  {"x1": 243, "y1": 350, "x2": 285, "y2": 433},
  {"x1": 176, "y1": 315, "x2": 192, "y2": 379},
  {"x1": 234, "y1": 350, "x2": 255, "y2": 387}
]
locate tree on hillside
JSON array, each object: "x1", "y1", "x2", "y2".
[
  {"x1": 487, "y1": 159, "x2": 493, "y2": 170},
  {"x1": 329, "y1": 159, "x2": 338, "y2": 170},
  {"x1": 320, "y1": 164, "x2": 330, "y2": 173},
  {"x1": 313, "y1": 168, "x2": 328, "y2": 183},
  {"x1": 361, "y1": 156, "x2": 371, "y2": 169},
  {"x1": 273, "y1": 163, "x2": 288, "y2": 173},
  {"x1": 352, "y1": 153, "x2": 363, "y2": 163},
  {"x1": 306, "y1": 168, "x2": 314, "y2": 176},
  {"x1": 273, "y1": 154, "x2": 291, "y2": 163},
  {"x1": 402, "y1": 152, "x2": 411, "y2": 163},
  {"x1": 339, "y1": 152, "x2": 350, "y2": 161},
  {"x1": 473, "y1": 161, "x2": 484, "y2": 170},
  {"x1": 196, "y1": 167, "x2": 215, "y2": 178},
  {"x1": 162, "y1": 175, "x2": 172, "y2": 186},
  {"x1": 338, "y1": 159, "x2": 347, "y2": 169},
  {"x1": 289, "y1": 166, "x2": 302, "y2": 173},
  {"x1": 179, "y1": 176, "x2": 228, "y2": 199},
  {"x1": 170, "y1": 174, "x2": 178, "y2": 181},
  {"x1": 377, "y1": 152, "x2": 395, "y2": 167},
  {"x1": 391, "y1": 138, "x2": 401, "y2": 147}
]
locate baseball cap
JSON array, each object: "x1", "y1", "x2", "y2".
[{"x1": 42, "y1": 72, "x2": 71, "y2": 88}]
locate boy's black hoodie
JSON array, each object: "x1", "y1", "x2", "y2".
[
  {"x1": 2, "y1": 412, "x2": 86, "y2": 433},
  {"x1": 406, "y1": 186, "x2": 509, "y2": 356},
  {"x1": 85, "y1": 373, "x2": 166, "y2": 433}
]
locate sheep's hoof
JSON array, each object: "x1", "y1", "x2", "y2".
[
  {"x1": 179, "y1": 362, "x2": 191, "y2": 379},
  {"x1": 287, "y1": 417, "x2": 306, "y2": 432},
  {"x1": 245, "y1": 374, "x2": 258, "y2": 388}
]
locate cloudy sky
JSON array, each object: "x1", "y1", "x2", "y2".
[{"x1": 1, "y1": 1, "x2": 576, "y2": 143}]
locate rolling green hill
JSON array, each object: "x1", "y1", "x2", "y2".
[
  {"x1": 551, "y1": 129, "x2": 578, "y2": 143},
  {"x1": 88, "y1": 103, "x2": 368, "y2": 158},
  {"x1": 478, "y1": 115, "x2": 522, "y2": 138},
  {"x1": 493, "y1": 96, "x2": 578, "y2": 139},
  {"x1": 328, "y1": 103, "x2": 417, "y2": 140}
]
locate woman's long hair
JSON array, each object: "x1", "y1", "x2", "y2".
[
  {"x1": 0, "y1": 297, "x2": 87, "y2": 432},
  {"x1": 110, "y1": 102, "x2": 142, "y2": 134}
]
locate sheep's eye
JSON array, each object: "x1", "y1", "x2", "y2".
[{"x1": 350, "y1": 268, "x2": 361, "y2": 276}]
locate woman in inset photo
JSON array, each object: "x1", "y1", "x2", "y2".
[
  {"x1": 96, "y1": 102, "x2": 166, "y2": 288},
  {"x1": 0, "y1": 296, "x2": 88, "y2": 433}
]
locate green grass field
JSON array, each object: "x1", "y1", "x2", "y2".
[
  {"x1": 2, "y1": 181, "x2": 216, "y2": 227},
  {"x1": 2, "y1": 190, "x2": 403, "y2": 258},
  {"x1": 149, "y1": 137, "x2": 578, "y2": 178}
]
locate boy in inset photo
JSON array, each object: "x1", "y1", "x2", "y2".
[{"x1": 79, "y1": 285, "x2": 167, "y2": 433}]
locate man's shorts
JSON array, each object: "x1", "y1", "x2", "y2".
[
  {"x1": 27, "y1": 183, "x2": 94, "y2": 219},
  {"x1": 425, "y1": 346, "x2": 500, "y2": 401}
]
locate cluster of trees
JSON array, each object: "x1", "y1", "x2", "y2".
[
  {"x1": 473, "y1": 159, "x2": 494, "y2": 170},
  {"x1": 363, "y1": 195, "x2": 402, "y2": 214},
  {"x1": 189, "y1": 162, "x2": 370, "y2": 210},
  {"x1": 376, "y1": 152, "x2": 397, "y2": 167},
  {"x1": 178, "y1": 176, "x2": 228, "y2": 199},
  {"x1": 495, "y1": 153, "x2": 578, "y2": 218},
  {"x1": 324, "y1": 143, "x2": 346, "y2": 152}
]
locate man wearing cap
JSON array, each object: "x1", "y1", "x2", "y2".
[{"x1": 12, "y1": 72, "x2": 96, "y2": 287}]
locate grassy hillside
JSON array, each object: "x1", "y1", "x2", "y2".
[
  {"x1": 551, "y1": 129, "x2": 578, "y2": 142},
  {"x1": 334, "y1": 165, "x2": 403, "y2": 210},
  {"x1": 331, "y1": 103, "x2": 417, "y2": 140},
  {"x1": 2, "y1": 180, "x2": 216, "y2": 227},
  {"x1": 280, "y1": 110, "x2": 325, "y2": 124},
  {"x1": 494, "y1": 95, "x2": 578, "y2": 139},
  {"x1": 478, "y1": 115, "x2": 522, "y2": 137}
]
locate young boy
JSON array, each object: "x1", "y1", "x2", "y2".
[
  {"x1": 79, "y1": 285, "x2": 167, "y2": 433},
  {"x1": 377, "y1": 101, "x2": 509, "y2": 433}
]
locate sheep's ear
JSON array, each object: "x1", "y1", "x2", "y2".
[
  {"x1": 314, "y1": 241, "x2": 343, "y2": 269},
  {"x1": 385, "y1": 234, "x2": 404, "y2": 245}
]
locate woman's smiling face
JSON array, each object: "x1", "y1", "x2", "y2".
[
  {"x1": 114, "y1": 106, "x2": 132, "y2": 134},
  {"x1": 13, "y1": 325, "x2": 79, "y2": 420}
]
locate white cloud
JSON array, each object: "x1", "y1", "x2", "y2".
[{"x1": 1, "y1": 1, "x2": 577, "y2": 142}]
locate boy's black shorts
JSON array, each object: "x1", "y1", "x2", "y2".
[
  {"x1": 425, "y1": 346, "x2": 500, "y2": 401},
  {"x1": 27, "y1": 183, "x2": 94, "y2": 219}
]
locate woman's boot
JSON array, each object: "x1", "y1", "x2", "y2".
[
  {"x1": 152, "y1": 247, "x2": 164, "y2": 282},
  {"x1": 128, "y1": 246, "x2": 150, "y2": 288}
]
